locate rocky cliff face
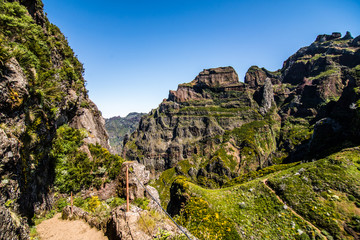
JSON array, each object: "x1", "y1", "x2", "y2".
[
  {"x1": 124, "y1": 66, "x2": 279, "y2": 181},
  {"x1": 0, "y1": 1, "x2": 109, "y2": 239},
  {"x1": 124, "y1": 32, "x2": 360, "y2": 186}
]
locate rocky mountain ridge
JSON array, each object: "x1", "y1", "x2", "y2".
[
  {"x1": 124, "y1": 31, "x2": 360, "y2": 177},
  {"x1": 122, "y1": 32, "x2": 360, "y2": 239}
]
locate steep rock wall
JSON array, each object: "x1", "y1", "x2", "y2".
[{"x1": 0, "y1": 1, "x2": 109, "y2": 239}]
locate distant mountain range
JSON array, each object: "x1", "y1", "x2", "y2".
[{"x1": 105, "y1": 112, "x2": 146, "y2": 154}]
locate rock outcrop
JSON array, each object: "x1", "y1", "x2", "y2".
[
  {"x1": 0, "y1": 206, "x2": 29, "y2": 240},
  {"x1": 70, "y1": 100, "x2": 110, "y2": 149},
  {"x1": 244, "y1": 66, "x2": 281, "y2": 88},
  {"x1": 106, "y1": 204, "x2": 190, "y2": 240},
  {"x1": 259, "y1": 78, "x2": 275, "y2": 115},
  {"x1": 117, "y1": 161, "x2": 150, "y2": 200},
  {"x1": 315, "y1": 32, "x2": 342, "y2": 42},
  {"x1": 168, "y1": 66, "x2": 242, "y2": 102}
]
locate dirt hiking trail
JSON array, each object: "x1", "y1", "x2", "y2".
[{"x1": 37, "y1": 213, "x2": 108, "y2": 240}]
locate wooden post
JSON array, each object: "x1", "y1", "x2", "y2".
[
  {"x1": 126, "y1": 164, "x2": 129, "y2": 212},
  {"x1": 70, "y1": 191, "x2": 73, "y2": 215}
]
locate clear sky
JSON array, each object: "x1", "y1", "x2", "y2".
[{"x1": 42, "y1": 0, "x2": 360, "y2": 118}]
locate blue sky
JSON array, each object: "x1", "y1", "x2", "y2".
[{"x1": 42, "y1": 0, "x2": 360, "y2": 118}]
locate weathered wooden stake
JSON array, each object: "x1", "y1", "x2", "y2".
[
  {"x1": 70, "y1": 191, "x2": 73, "y2": 215},
  {"x1": 126, "y1": 164, "x2": 129, "y2": 212}
]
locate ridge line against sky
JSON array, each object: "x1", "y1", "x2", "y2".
[{"x1": 43, "y1": 0, "x2": 360, "y2": 118}]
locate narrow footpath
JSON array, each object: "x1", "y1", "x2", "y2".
[
  {"x1": 262, "y1": 179, "x2": 327, "y2": 240},
  {"x1": 36, "y1": 213, "x2": 108, "y2": 240}
]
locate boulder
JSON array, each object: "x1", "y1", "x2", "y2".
[
  {"x1": 144, "y1": 186, "x2": 162, "y2": 212},
  {"x1": 106, "y1": 204, "x2": 189, "y2": 240},
  {"x1": 106, "y1": 205, "x2": 148, "y2": 240},
  {"x1": 62, "y1": 205, "x2": 106, "y2": 230},
  {"x1": 117, "y1": 161, "x2": 150, "y2": 200}
]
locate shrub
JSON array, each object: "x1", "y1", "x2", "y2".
[
  {"x1": 133, "y1": 197, "x2": 150, "y2": 210},
  {"x1": 51, "y1": 126, "x2": 125, "y2": 193},
  {"x1": 56, "y1": 197, "x2": 68, "y2": 212},
  {"x1": 348, "y1": 216, "x2": 360, "y2": 232},
  {"x1": 73, "y1": 197, "x2": 86, "y2": 208},
  {"x1": 87, "y1": 196, "x2": 101, "y2": 213},
  {"x1": 88, "y1": 143, "x2": 124, "y2": 180},
  {"x1": 107, "y1": 197, "x2": 126, "y2": 208},
  {"x1": 348, "y1": 195, "x2": 356, "y2": 201}
]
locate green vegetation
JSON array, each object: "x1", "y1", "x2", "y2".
[
  {"x1": 51, "y1": 125, "x2": 124, "y2": 193},
  {"x1": 278, "y1": 117, "x2": 313, "y2": 158},
  {"x1": 159, "y1": 147, "x2": 360, "y2": 239},
  {"x1": 153, "y1": 160, "x2": 193, "y2": 207},
  {"x1": 224, "y1": 162, "x2": 300, "y2": 187},
  {"x1": 133, "y1": 197, "x2": 150, "y2": 210},
  {"x1": 106, "y1": 197, "x2": 126, "y2": 208},
  {"x1": 53, "y1": 195, "x2": 121, "y2": 225},
  {"x1": 296, "y1": 54, "x2": 325, "y2": 64},
  {"x1": 0, "y1": 0, "x2": 94, "y2": 198},
  {"x1": 267, "y1": 148, "x2": 360, "y2": 239},
  {"x1": 0, "y1": 0, "x2": 84, "y2": 104},
  {"x1": 171, "y1": 176, "x2": 322, "y2": 240},
  {"x1": 176, "y1": 105, "x2": 256, "y2": 118},
  {"x1": 309, "y1": 68, "x2": 338, "y2": 81},
  {"x1": 222, "y1": 117, "x2": 279, "y2": 170},
  {"x1": 247, "y1": 65, "x2": 281, "y2": 76},
  {"x1": 177, "y1": 196, "x2": 240, "y2": 239}
]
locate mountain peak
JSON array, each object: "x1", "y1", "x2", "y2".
[
  {"x1": 315, "y1": 31, "x2": 354, "y2": 42},
  {"x1": 195, "y1": 66, "x2": 239, "y2": 87}
]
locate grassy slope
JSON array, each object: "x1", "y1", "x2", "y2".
[{"x1": 167, "y1": 147, "x2": 360, "y2": 240}]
